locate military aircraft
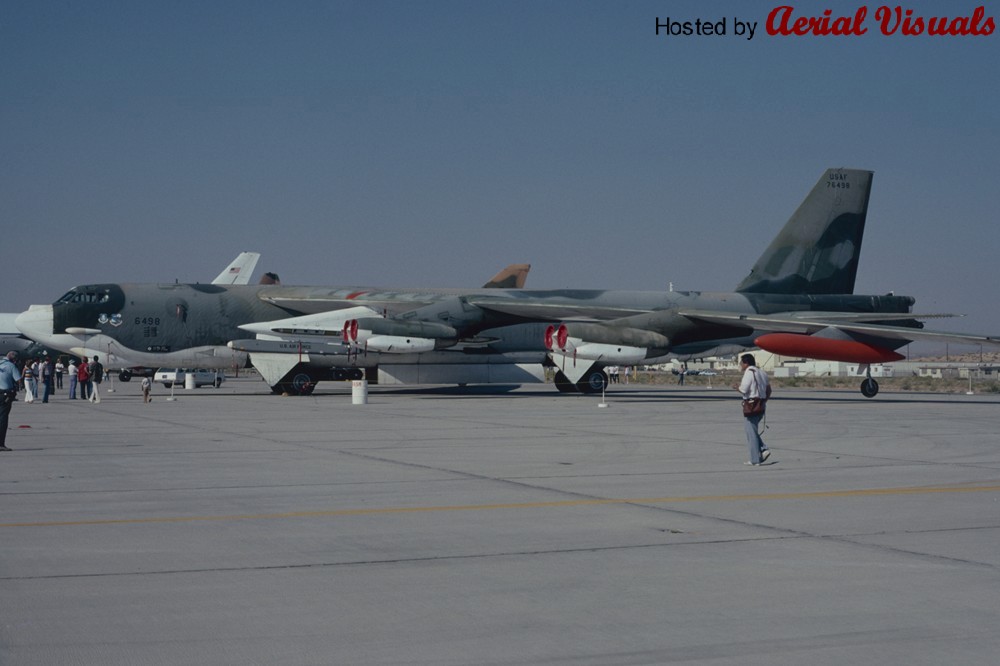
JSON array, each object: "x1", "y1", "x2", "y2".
[
  {"x1": 225, "y1": 168, "x2": 1000, "y2": 397},
  {"x1": 1, "y1": 252, "x2": 264, "y2": 373},
  {"x1": 17, "y1": 168, "x2": 1000, "y2": 397},
  {"x1": 15, "y1": 263, "x2": 543, "y2": 393},
  {"x1": 9, "y1": 251, "x2": 262, "y2": 380}
]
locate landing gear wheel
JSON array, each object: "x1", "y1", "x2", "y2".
[
  {"x1": 118, "y1": 369, "x2": 133, "y2": 382},
  {"x1": 577, "y1": 369, "x2": 608, "y2": 394},
  {"x1": 291, "y1": 373, "x2": 315, "y2": 395},
  {"x1": 860, "y1": 378, "x2": 879, "y2": 398},
  {"x1": 273, "y1": 373, "x2": 317, "y2": 395},
  {"x1": 554, "y1": 371, "x2": 579, "y2": 393}
]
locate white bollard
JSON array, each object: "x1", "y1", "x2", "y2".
[
  {"x1": 185, "y1": 372, "x2": 196, "y2": 390},
  {"x1": 352, "y1": 380, "x2": 368, "y2": 405}
]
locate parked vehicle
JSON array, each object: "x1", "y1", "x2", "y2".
[
  {"x1": 154, "y1": 368, "x2": 225, "y2": 388},
  {"x1": 117, "y1": 367, "x2": 156, "y2": 382}
]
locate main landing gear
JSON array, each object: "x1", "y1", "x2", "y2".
[
  {"x1": 553, "y1": 368, "x2": 608, "y2": 394},
  {"x1": 269, "y1": 367, "x2": 365, "y2": 396},
  {"x1": 271, "y1": 372, "x2": 316, "y2": 396}
]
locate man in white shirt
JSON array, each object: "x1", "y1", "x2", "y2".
[{"x1": 734, "y1": 353, "x2": 771, "y2": 466}]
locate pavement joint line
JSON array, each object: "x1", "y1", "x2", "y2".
[
  {"x1": 3, "y1": 483, "x2": 999, "y2": 528},
  {"x1": 0, "y1": 535, "x2": 799, "y2": 581}
]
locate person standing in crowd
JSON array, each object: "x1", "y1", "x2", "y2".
[
  {"x1": 41, "y1": 357, "x2": 54, "y2": 403},
  {"x1": 141, "y1": 375, "x2": 152, "y2": 403},
  {"x1": 733, "y1": 353, "x2": 772, "y2": 466},
  {"x1": 78, "y1": 356, "x2": 91, "y2": 401},
  {"x1": 67, "y1": 358, "x2": 78, "y2": 399},
  {"x1": 1, "y1": 351, "x2": 22, "y2": 451},
  {"x1": 22, "y1": 359, "x2": 37, "y2": 403},
  {"x1": 55, "y1": 358, "x2": 65, "y2": 389},
  {"x1": 88, "y1": 355, "x2": 103, "y2": 403}
]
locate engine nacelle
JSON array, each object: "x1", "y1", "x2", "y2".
[
  {"x1": 344, "y1": 317, "x2": 458, "y2": 353},
  {"x1": 544, "y1": 323, "x2": 668, "y2": 363}
]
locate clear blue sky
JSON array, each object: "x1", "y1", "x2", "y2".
[{"x1": 2, "y1": 1, "x2": 998, "y2": 350}]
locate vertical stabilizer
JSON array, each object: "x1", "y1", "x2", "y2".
[
  {"x1": 212, "y1": 252, "x2": 261, "y2": 285},
  {"x1": 483, "y1": 264, "x2": 531, "y2": 289},
  {"x1": 736, "y1": 169, "x2": 873, "y2": 295}
]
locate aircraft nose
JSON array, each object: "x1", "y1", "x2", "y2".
[{"x1": 15, "y1": 304, "x2": 55, "y2": 342}]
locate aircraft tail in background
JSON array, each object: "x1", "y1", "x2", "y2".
[
  {"x1": 736, "y1": 168, "x2": 873, "y2": 295},
  {"x1": 212, "y1": 252, "x2": 261, "y2": 285},
  {"x1": 483, "y1": 263, "x2": 531, "y2": 289}
]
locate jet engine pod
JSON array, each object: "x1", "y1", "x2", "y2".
[
  {"x1": 342, "y1": 319, "x2": 359, "y2": 343},
  {"x1": 543, "y1": 324, "x2": 570, "y2": 350},
  {"x1": 545, "y1": 322, "x2": 669, "y2": 354},
  {"x1": 556, "y1": 324, "x2": 569, "y2": 350},
  {"x1": 543, "y1": 322, "x2": 667, "y2": 363},
  {"x1": 544, "y1": 325, "x2": 556, "y2": 350},
  {"x1": 350, "y1": 317, "x2": 458, "y2": 353},
  {"x1": 543, "y1": 323, "x2": 570, "y2": 351}
]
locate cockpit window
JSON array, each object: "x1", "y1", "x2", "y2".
[{"x1": 54, "y1": 290, "x2": 111, "y2": 305}]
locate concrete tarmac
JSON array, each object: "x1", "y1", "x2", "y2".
[{"x1": 2, "y1": 378, "x2": 1000, "y2": 665}]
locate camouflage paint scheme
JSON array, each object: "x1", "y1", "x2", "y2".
[{"x1": 17, "y1": 170, "x2": 1000, "y2": 396}]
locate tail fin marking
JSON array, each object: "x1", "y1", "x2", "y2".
[{"x1": 735, "y1": 169, "x2": 873, "y2": 295}]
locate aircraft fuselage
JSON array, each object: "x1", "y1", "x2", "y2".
[{"x1": 17, "y1": 281, "x2": 917, "y2": 372}]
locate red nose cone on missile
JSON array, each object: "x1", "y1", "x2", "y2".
[
  {"x1": 350, "y1": 319, "x2": 359, "y2": 342},
  {"x1": 544, "y1": 325, "x2": 555, "y2": 350},
  {"x1": 755, "y1": 333, "x2": 905, "y2": 364}
]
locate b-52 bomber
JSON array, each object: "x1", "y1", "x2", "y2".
[
  {"x1": 17, "y1": 168, "x2": 1000, "y2": 396},
  {"x1": 16, "y1": 263, "x2": 544, "y2": 393}
]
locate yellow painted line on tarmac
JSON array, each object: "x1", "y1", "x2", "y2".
[{"x1": 3, "y1": 483, "x2": 999, "y2": 528}]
